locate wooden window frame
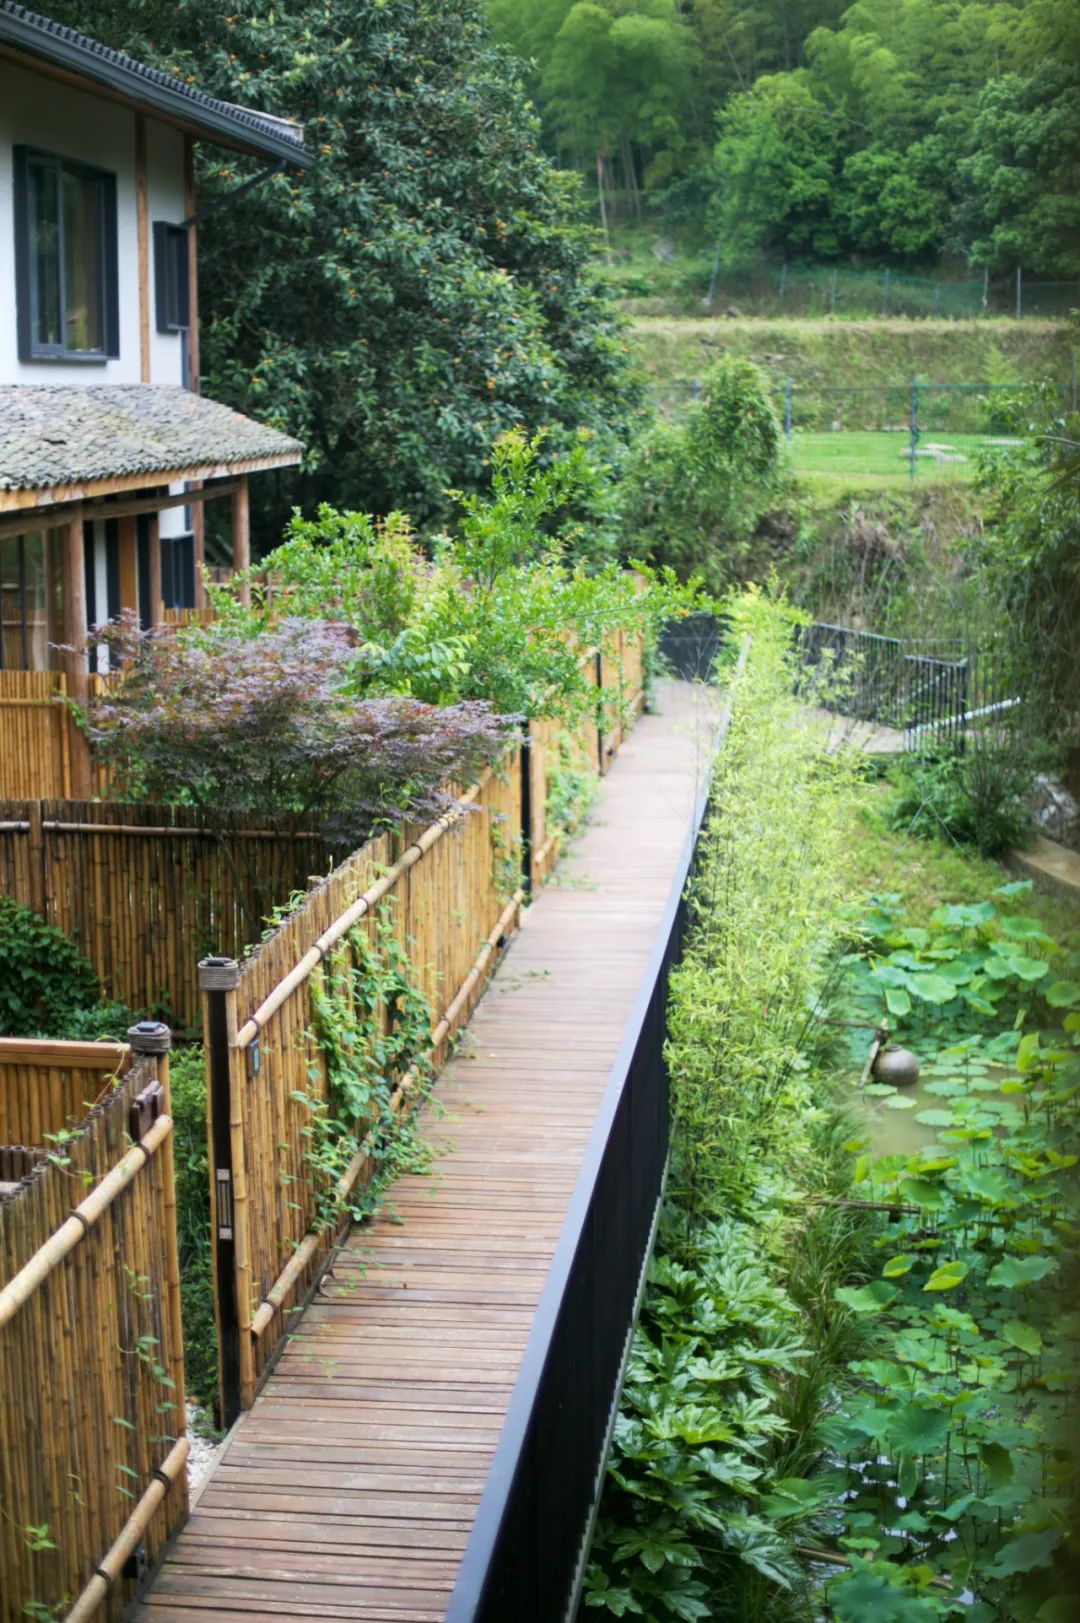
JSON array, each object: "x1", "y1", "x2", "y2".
[{"x1": 152, "y1": 220, "x2": 190, "y2": 333}]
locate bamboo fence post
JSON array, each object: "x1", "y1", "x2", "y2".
[{"x1": 127, "y1": 1021, "x2": 188, "y2": 1474}]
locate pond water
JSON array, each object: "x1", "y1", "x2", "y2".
[{"x1": 856, "y1": 1051, "x2": 1022, "y2": 1159}]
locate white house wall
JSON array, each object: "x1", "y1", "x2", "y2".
[{"x1": 0, "y1": 59, "x2": 187, "y2": 389}]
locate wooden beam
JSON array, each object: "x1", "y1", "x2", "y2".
[
  {"x1": 136, "y1": 114, "x2": 151, "y2": 382},
  {"x1": 185, "y1": 136, "x2": 200, "y2": 392},
  {"x1": 0, "y1": 453, "x2": 301, "y2": 514},
  {"x1": 232, "y1": 476, "x2": 251, "y2": 606},
  {"x1": 0, "y1": 480, "x2": 242, "y2": 542},
  {"x1": 147, "y1": 511, "x2": 163, "y2": 628},
  {"x1": 185, "y1": 135, "x2": 206, "y2": 608}
]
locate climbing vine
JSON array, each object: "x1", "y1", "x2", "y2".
[{"x1": 300, "y1": 913, "x2": 435, "y2": 1231}]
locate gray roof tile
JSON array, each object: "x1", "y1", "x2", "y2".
[{"x1": 0, "y1": 385, "x2": 304, "y2": 491}]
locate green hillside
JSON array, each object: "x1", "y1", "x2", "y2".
[{"x1": 632, "y1": 316, "x2": 1075, "y2": 402}]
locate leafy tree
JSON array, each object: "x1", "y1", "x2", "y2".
[
  {"x1": 708, "y1": 74, "x2": 843, "y2": 267},
  {"x1": 960, "y1": 63, "x2": 1080, "y2": 276},
  {"x1": 83, "y1": 615, "x2": 511, "y2": 850},
  {"x1": 622, "y1": 359, "x2": 785, "y2": 589},
  {"x1": 55, "y1": 0, "x2": 640, "y2": 544}
]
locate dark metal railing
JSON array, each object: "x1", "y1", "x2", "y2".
[{"x1": 445, "y1": 690, "x2": 733, "y2": 1623}]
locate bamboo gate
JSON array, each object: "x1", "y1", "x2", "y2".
[{"x1": 0, "y1": 1027, "x2": 187, "y2": 1623}]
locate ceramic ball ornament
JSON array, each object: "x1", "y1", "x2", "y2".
[{"x1": 872, "y1": 1045, "x2": 921, "y2": 1088}]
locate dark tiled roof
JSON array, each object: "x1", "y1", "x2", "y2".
[
  {"x1": 0, "y1": 3, "x2": 312, "y2": 169},
  {"x1": 0, "y1": 385, "x2": 304, "y2": 491}
]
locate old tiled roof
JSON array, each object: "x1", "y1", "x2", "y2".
[
  {"x1": 0, "y1": 385, "x2": 305, "y2": 492},
  {"x1": 0, "y1": 3, "x2": 311, "y2": 168}
]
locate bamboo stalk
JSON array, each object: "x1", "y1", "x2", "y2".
[
  {"x1": 0, "y1": 1114, "x2": 172, "y2": 1329},
  {"x1": 0, "y1": 1039, "x2": 127, "y2": 1067},
  {"x1": 63, "y1": 1437, "x2": 189, "y2": 1623}
]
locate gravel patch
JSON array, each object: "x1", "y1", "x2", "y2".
[{"x1": 186, "y1": 1404, "x2": 225, "y2": 1496}]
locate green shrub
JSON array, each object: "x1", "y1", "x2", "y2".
[
  {"x1": 0, "y1": 898, "x2": 100, "y2": 1037},
  {"x1": 622, "y1": 358, "x2": 786, "y2": 591},
  {"x1": 887, "y1": 739, "x2": 1042, "y2": 860}
]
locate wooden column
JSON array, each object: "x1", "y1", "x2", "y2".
[
  {"x1": 232, "y1": 476, "x2": 251, "y2": 606},
  {"x1": 117, "y1": 515, "x2": 138, "y2": 617},
  {"x1": 185, "y1": 135, "x2": 206, "y2": 608},
  {"x1": 136, "y1": 114, "x2": 151, "y2": 383},
  {"x1": 61, "y1": 513, "x2": 92, "y2": 798},
  {"x1": 147, "y1": 512, "x2": 163, "y2": 628}
]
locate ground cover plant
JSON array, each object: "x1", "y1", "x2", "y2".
[{"x1": 585, "y1": 593, "x2": 1080, "y2": 1620}]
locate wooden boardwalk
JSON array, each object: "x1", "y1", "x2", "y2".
[{"x1": 132, "y1": 681, "x2": 715, "y2": 1623}]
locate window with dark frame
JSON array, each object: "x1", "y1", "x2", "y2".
[
  {"x1": 153, "y1": 221, "x2": 190, "y2": 333},
  {"x1": 13, "y1": 146, "x2": 119, "y2": 361}
]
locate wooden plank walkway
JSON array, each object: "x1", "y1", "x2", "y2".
[{"x1": 132, "y1": 681, "x2": 716, "y2": 1623}]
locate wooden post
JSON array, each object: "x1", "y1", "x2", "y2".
[
  {"x1": 147, "y1": 511, "x2": 163, "y2": 628},
  {"x1": 136, "y1": 114, "x2": 150, "y2": 383},
  {"x1": 117, "y1": 514, "x2": 138, "y2": 617},
  {"x1": 232, "y1": 476, "x2": 251, "y2": 606},
  {"x1": 61, "y1": 512, "x2": 92, "y2": 798},
  {"x1": 184, "y1": 135, "x2": 207, "y2": 608}
]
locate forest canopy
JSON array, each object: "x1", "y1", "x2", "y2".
[
  {"x1": 485, "y1": 0, "x2": 1080, "y2": 276},
  {"x1": 53, "y1": 0, "x2": 640, "y2": 543}
]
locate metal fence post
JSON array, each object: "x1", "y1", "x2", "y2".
[
  {"x1": 778, "y1": 261, "x2": 787, "y2": 300},
  {"x1": 519, "y1": 723, "x2": 533, "y2": 899},
  {"x1": 1016, "y1": 266, "x2": 1022, "y2": 319},
  {"x1": 829, "y1": 267, "x2": 838, "y2": 314},
  {"x1": 882, "y1": 268, "x2": 890, "y2": 315},
  {"x1": 784, "y1": 377, "x2": 793, "y2": 443},
  {"x1": 199, "y1": 955, "x2": 245, "y2": 1428},
  {"x1": 981, "y1": 265, "x2": 989, "y2": 313},
  {"x1": 932, "y1": 282, "x2": 941, "y2": 318},
  {"x1": 909, "y1": 377, "x2": 919, "y2": 483}
]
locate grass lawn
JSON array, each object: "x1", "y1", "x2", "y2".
[
  {"x1": 845, "y1": 778, "x2": 1080, "y2": 944},
  {"x1": 789, "y1": 429, "x2": 995, "y2": 485}
]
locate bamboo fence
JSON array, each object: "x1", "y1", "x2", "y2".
[
  {"x1": 0, "y1": 1039, "x2": 130, "y2": 1151},
  {"x1": 202, "y1": 759, "x2": 523, "y2": 1414},
  {"x1": 201, "y1": 630, "x2": 646, "y2": 1418},
  {"x1": 0, "y1": 1028, "x2": 187, "y2": 1623},
  {"x1": 0, "y1": 671, "x2": 74, "y2": 799},
  {"x1": 0, "y1": 802, "x2": 336, "y2": 1033}
]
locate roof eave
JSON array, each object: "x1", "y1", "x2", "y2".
[
  {"x1": 0, "y1": 449, "x2": 304, "y2": 513},
  {"x1": 0, "y1": 13, "x2": 313, "y2": 170}
]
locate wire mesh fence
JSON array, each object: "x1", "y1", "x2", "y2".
[
  {"x1": 655, "y1": 378, "x2": 1077, "y2": 483},
  {"x1": 765, "y1": 265, "x2": 1080, "y2": 320}
]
